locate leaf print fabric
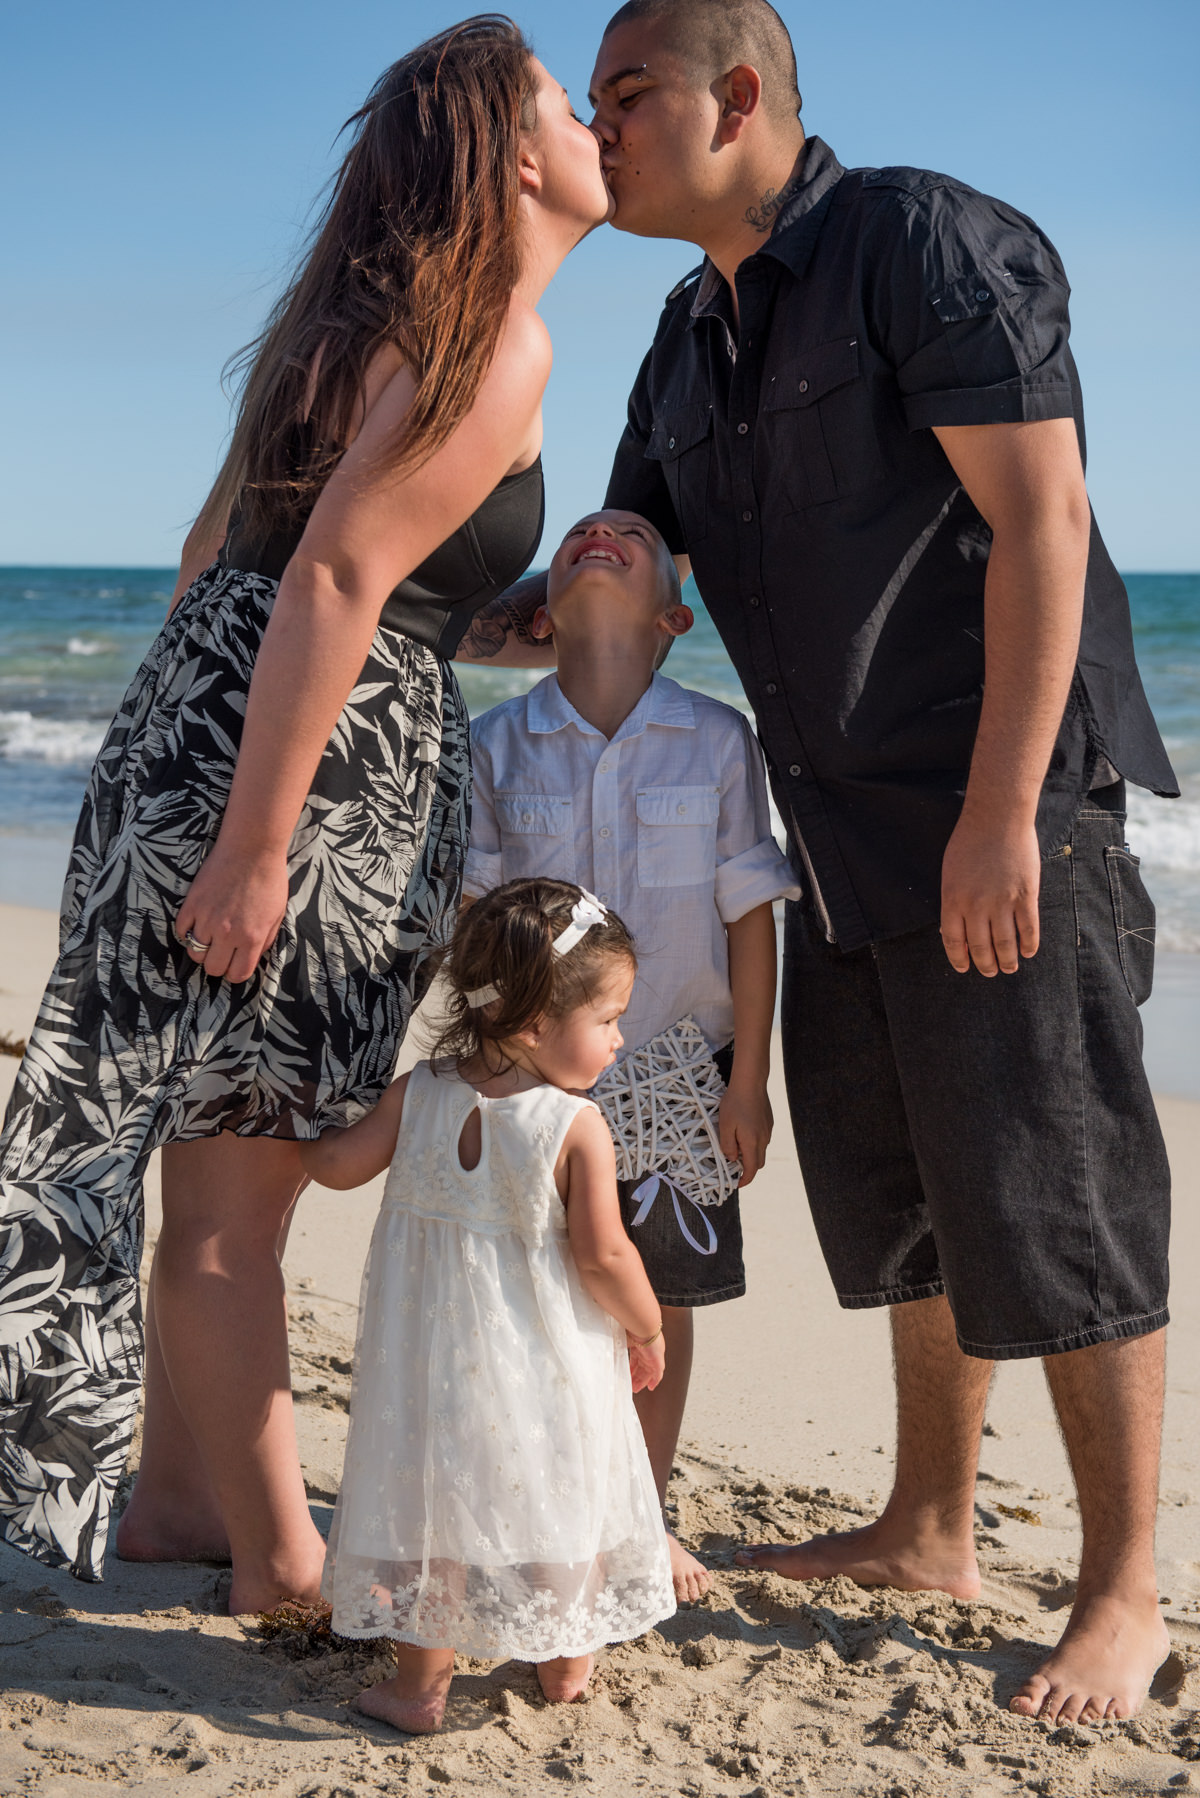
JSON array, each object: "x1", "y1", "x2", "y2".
[{"x1": 0, "y1": 563, "x2": 469, "y2": 1579}]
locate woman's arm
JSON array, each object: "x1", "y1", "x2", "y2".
[
  {"x1": 561, "y1": 1107, "x2": 664, "y2": 1389},
  {"x1": 297, "y1": 1073, "x2": 411, "y2": 1189},
  {"x1": 176, "y1": 302, "x2": 551, "y2": 981}
]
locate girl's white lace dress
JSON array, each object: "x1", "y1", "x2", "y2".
[{"x1": 323, "y1": 1060, "x2": 675, "y2": 1660}]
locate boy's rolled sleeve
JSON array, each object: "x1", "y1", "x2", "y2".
[
  {"x1": 463, "y1": 739, "x2": 503, "y2": 898},
  {"x1": 714, "y1": 713, "x2": 802, "y2": 923}
]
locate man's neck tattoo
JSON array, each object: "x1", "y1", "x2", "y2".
[{"x1": 744, "y1": 173, "x2": 800, "y2": 234}]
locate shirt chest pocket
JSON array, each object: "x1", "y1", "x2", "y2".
[
  {"x1": 645, "y1": 404, "x2": 713, "y2": 545},
  {"x1": 495, "y1": 793, "x2": 576, "y2": 883},
  {"x1": 636, "y1": 785, "x2": 719, "y2": 889},
  {"x1": 762, "y1": 336, "x2": 877, "y2": 510}
]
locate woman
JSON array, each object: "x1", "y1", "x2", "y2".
[{"x1": 0, "y1": 16, "x2": 609, "y2": 1610}]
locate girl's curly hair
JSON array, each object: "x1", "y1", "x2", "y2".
[{"x1": 428, "y1": 879, "x2": 636, "y2": 1067}]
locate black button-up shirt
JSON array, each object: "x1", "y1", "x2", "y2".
[{"x1": 605, "y1": 137, "x2": 1177, "y2": 949}]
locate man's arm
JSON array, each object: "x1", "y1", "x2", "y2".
[
  {"x1": 932, "y1": 416, "x2": 1091, "y2": 978},
  {"x1": 455, "y1": 573, "x2": 556, "y2": 666}
]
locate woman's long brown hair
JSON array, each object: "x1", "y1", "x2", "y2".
[{"x1": 196, "y1": 15, "x2": 537, "y2": 548}]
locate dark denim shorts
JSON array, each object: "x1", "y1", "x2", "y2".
[
  {"x1": 781, "y1": 785, "x2": 1171, "y2": 1359},
  {"x1": 616, "y1": 1042, "x2": 746, "y2": 1308}
]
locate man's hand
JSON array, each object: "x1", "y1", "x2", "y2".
[
  {"x1": 940, "y1": 809, "x2": 1041, "y2": 975},
  {"x1": 718, "y1": 1079, "x2": 772, "y2": 1185}
]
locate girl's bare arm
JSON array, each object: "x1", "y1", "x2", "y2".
[
  {"x1": 297, "y1": 1072, "x2": 411, "y2": 1190},
  {"x1": 561, "y1": 1107, "x2": 663, "y2": 1348}
]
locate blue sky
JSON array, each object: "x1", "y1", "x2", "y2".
[{"x1": 2, "y1": 0, "x2": 1197, "y2": 569}]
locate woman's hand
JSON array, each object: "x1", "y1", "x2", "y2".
[{"x1": 174, "y1": 842, "x2": 290, "y2": 982}]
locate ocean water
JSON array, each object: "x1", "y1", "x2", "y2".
[{"x1": 1, "y1": 567, "x2": 1198, "y2": 951}]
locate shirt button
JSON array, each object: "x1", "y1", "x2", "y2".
[
  {"x1": 599, "y1": 894, "x2": 610, "y2": 904},
  {"x1": 765, "y1": 683, "x2": 778, "y2": 695},
  {"x1": 676, "y1": 804, "x2": 687, "y2": 816},
  {"x1": 749, "y1": 595, "x2": 761, "y2": 608},
  {"x1": 668, "y1": 436, "x2": 676, "y2": 449},
  {"x1": 742, "y1": 509, "x2": 753, "y2": 522},
  {"x1": 798, "y1": 379, "x2": 809, "y2": 394},
  {"x1": 522, "y1": 811, "x2": 533, "y2": 822},
  {"x1": 599, "y1": 763, "x2": 609, "y2": 772},
  {"x1": 789, "y1": 763, "x2": 802, "y2": 776},
  {"x1": 598, "y1": 826, "x2": 611, "y2": 838},
  {"x1": 737, "y1": 422, "x2": 749, "y2": 435},
  {"x1": 975, "y1": 289, "x2": 990, "y2": 301}
]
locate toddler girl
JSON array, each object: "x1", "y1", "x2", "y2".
[{"x1": 299, "y1": 878, "x2": 675, "y2": 1733}]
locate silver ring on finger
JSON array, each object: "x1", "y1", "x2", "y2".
[{"x1": 183, "y1": 930, "x2": 212, "y2": 956}]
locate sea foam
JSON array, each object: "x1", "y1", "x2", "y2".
[{"x1": 0, "y1": 710, "x2": 105, "y2": 765}]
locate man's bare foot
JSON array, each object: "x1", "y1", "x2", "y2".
[
  {"x1": 537, "y1": 1654, "x2": 594, "y2": 1703},
  {"x1": 226, "y1": 1531, "x2": 329, "y2": 1616},
  {"x1": 734, "y1": 1517, "x2": 980, "y2": 1601},
  {"x1": 356, "y1": 1652, "x2": 455, "y2": 1735},
  {"x1": 1010, "y1": 1591, "x2": 1171, "y2": 1724},
  {"x1": 115, "y1": 1486, "x2": 231, "y2": 1565},
  {"x1": 669, "y1": 1532, "x2": 711, "y2": 1603}
]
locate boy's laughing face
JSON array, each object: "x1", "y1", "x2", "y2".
[{"x1": 539, "y1": 511, "x2": 691, "y2": 653}]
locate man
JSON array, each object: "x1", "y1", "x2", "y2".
[{"x1": 460, "y1": 0, "x2": 1179, "y2": 1726}]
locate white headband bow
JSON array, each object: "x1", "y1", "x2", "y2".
[{"x1": 464, "y1": 890, "x2": 610, "y2": 1008}]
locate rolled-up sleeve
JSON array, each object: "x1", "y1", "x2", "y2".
[
  {"x1": 877, "y1": 185, "x2": 1076, "y2": 432},
  {"x1": 604, "y1": 347, "x2": 686, "y2": 554},
  {"x1": 713, "y1": 714, "x2": 801, "y2": 922},
  {"x1": 463, "y1": 736, "x2": 504, "y2": 897}
]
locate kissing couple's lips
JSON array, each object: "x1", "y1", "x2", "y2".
[{"x1": 569, "y1": 539, "x2": 630, "y2": 569}]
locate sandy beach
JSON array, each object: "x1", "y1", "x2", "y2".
[{"x1": 1, "y1": 898, "x2": 1198, "y2": 1796}]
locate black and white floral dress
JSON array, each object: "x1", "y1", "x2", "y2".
[{"x1": 0, "y1": 460, "x2": 543, "y2": 1578}]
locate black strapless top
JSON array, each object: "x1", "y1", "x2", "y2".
[{"x1": 219, "y1": 457, "x2": 544, "y2": 659}]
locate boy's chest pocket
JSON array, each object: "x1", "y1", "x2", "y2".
[
  {"x1": 495, "y1": 793, "x2": 576, "y2": 882},
  {"x1": 636, "y1": 785, "x2": 719, "y2": 888}
]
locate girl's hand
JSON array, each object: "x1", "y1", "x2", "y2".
[
  {"x1": 627, "y1": 1332, "x2": 666, "y2": 1393},
  {"x1": 175, "y1": 842, "x2": 291, "y2": 982}
]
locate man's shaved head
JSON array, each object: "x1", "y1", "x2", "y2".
[{"x1": 602, "y1": 0, "x2": 801, "y2": 124}]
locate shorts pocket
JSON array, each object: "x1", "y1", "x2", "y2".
[
  {"x1": 636, "y1": 785, "x2": 719, "y2": 888},
  {"x1": 495, "y1": 792, "x2": 576, "y2": 883},
  {"x1": 1105, "y1": 844, "x2": 1156, "y2": 1006}
]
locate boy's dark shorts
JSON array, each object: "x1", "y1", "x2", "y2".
[
  {"x1": 782, "y1": 785, "x2": 1171, "y2": 1360},
  {"x1": 617, "y1": 1043, "x2": 746, "y2": 1308}
]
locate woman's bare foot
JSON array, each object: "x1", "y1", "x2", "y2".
[
  {"x1": 734, "y1": 1514, "x2": 980, "y2": 1601},
  {"x1": 115, "y1": 1481, "x2": 231, "y2": 1565},
  {"x1": 537, "y1": 1654, "x2": 594, "y2": 1703},
  {"x1": 669, "y1": 1532, "x2": 711, "y2": 1603},
  {"x1": 1010, "y1": 1591, "x2": 1171, "y2": 1724},
  {"x1": 226, "y1": 1529, "x2": 329, "y2": 1616},
  {"x1": 356, "y1": 1647, "x2": 455, "y2": 1734}
]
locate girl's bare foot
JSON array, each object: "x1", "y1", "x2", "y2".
[
  {"x1": 669, "y1": 1532, "x2": 711, "y2": 1603},
  {"x1": 537, "y1": 1653, "x2": 594, "y2": 1703},
  {"x1": 356, "y1": 1647, "x2": 455, "y2": 1734}
]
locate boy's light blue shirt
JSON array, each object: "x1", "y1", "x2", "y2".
[{"x1": 465, "y1": 672, "x2": 799, "y2": 1057}]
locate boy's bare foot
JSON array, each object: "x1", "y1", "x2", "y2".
[
  {"x1": 226, "y1": 1533, "x2": 329, "y2": 1616},
  {"x1": 669, "y1": 1532, "x2": 711, "y2": 1603},
  {"x1": 356, "y1": 1649, "x2": 455, "y2": 1734},
  {"x1": 1010, "y1": 1591, "x2": 1171, "y2": 1724},
  {"x1": 537, "y1": 1654, "x2": 594, "y2": 1703},
  {"x1": 734, "y1": 1514, "x2": 980, "y2": 1602}
]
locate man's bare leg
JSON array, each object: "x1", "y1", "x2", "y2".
[
  {"x1": 1011, "y1": 1330, "x2": 1170, "y2": 1724},
  {"x1": 735, "y1": 1294, "x2": 986, "y2": 1598},
  {"x1": 633, "y1": 1305, "x2": 710, "y2": 1601}
]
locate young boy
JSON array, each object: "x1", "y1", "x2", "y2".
[{"x1": 463, "y1": 509, "x2": 798, "y2": 1601}]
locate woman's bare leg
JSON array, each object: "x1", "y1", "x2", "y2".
[
  {"x1": 115, "y1": 1132, "x2": 325, "y2": 1613},
  {"x1": 357, "y1": 1646, "x2": 455, "y2": 1733}
]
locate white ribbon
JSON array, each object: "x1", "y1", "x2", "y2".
[
  {"x1": 629, "y1": 1173, "x2": 719, "y2": 1256},
  {"x1": 551, "y1": 890, "x2": 609, "y2": 959}
]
